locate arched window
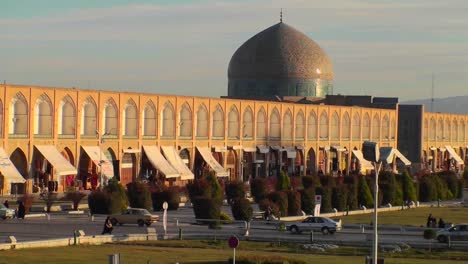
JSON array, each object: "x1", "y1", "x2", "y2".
[
  {"x1": 461, "y1": 120, "x2": 465, "y2": 142},
  {"x1": 352, "y1": 113, "x2": 360, "y2": 140},
  {"x1": 256, "y1": 108, "x2": 266, "y2": 139},
  {"x1": 81, "y1": 97, "x2": 97, "y2": 137},
  {"x1": 423, "y1": 118, "x2": 428, "y2": 141},
  {"x1": 331, "y1": 111, "x2": 339, "y2": 140},
  {"x1": 307, "y1": 111, "x2": 317, "y2": 140},
  {"x1": 228, "y1": 106, "x2": 239, "y2": 139},
  {"x1": 59, "y1": 96, "x2": 76, "y2": 136},
  {"x1": 142, "y1": 101, "x2": 157, "y2": 137},
  {"x1": 382, "y1": 115, "x2": 390, "y2": 140},
  {"x1": 9, "y1": 93, "x2": 29, "y2": 136},
  {"x1": 283, "y1": 110, "x2": 293, "y2": 139},
  {"x1": 342, "y1": 112, "x2": 350, "y2": 140},
  {"x1": 123, "y1": 99, "x2": 138, "y2": 137},
  {"x1": 372, "y1": 113, "x2": 380, "y2": 141},
  {"x1": 243, "y1": 107, "x2": 253, "y2": 139},
  {"x1": 319, "y1": 111, "x2": 328, "y2": 139},
  {"x1": 212, "y1": 105, "x2": 224, "y2": 138},
  {"x1": 429, "y1": 117, "x2": 436, "y2": 141},
  {"x1": 161, "y1": 102, "x2": 175, "y2": 138},
  {"x1": 362, "y1": 113, "x2": 371, "y2": 140},
  {"x1": 34, "y1": 94, "x2": 53, "y2": 136},
  {"x1": 295, "y1": 111, "x2": 305, "y2": 139},
  {"x1": 196, "y1": 104, "x2": 208, "y2": 138},
  {"x1": 437, "y1": 118, "x2": 443, "y2": 140},
  {"x1": 179, "y1": 103, "x2": 192, "y2": 137},
  {"x1": 452, "y1": 119, "x2": 458, "y2": 142},
  {"x1": 444, "y1": 118, "x2": 450, "y2": 141},
  {"x1": 103, "y1": 99, "x2": 118, "y2": 136},
  {"x1": 390, "y1": 117, "x2": 396, "y2": 139},
  {"x1": 269, "y1": 108, "x2": 280, "y2": 139}
]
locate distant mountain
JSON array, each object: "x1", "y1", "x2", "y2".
[{"x1": 402, "y1": 95, "x2": 468, "y2": 115}]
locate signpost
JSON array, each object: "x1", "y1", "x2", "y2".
[
  {"x1": 314, "y1": 195, "x2": 322, "y2": 216},
  {"x1": 228, "y1": 235, "x2": 239, "y2": 264},
  {"x1": 163, "y1": 202, "x2": 168, "y2": 236}
]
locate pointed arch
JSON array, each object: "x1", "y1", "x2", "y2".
[
  {"x1": 307, "y1": 110, "x2": 317, "y2": 140},
  {"x1": 256, "y1": 107, "x2": 267, "y2": 139},
  {"x1": 269, "y1": 108, "x2": 280, "y2": 139},
  {"x1": 390, "y1": 117, "x2": 396, "y2": 140},
  {"x1": 352, "y1": 112, "x2": 360, "y2": 140},
  {"x1": 295, "y1": 110, "x2": 305, "y2": 139},
  {"x1": 362, "y1": 113, "x2": 371, "y2": 140},
  {"x1": 283, "y1": 109, "x2": 293, "y2": 139},
  {"x1": 9, "y1": 92, "x2": 28, "y2": 136},
  {"x1": 58, "y1": 95, "x2": 76, "y2": 137},
  {"x1": 452, "y1": 119, "x2": 458, "y2": 142},
  {"x1": 444, "y1": 118, "x2": 450, "y2": 141},
  {"x1": 382, "y1": 115, "x2": 390, "y2": 140},
  {"x1": 103, "y1": 98, "x2": 118, "y2": 135},
  {"x1": 228, "y1": 106, "x2": 240, "y2": 139},
  {"x1": 437, "y1": 118, "x2": 443, "y2": 140},
  {"x1": 123, "y1": 99, "x2": 138, "y2": 137},
  {"x1": 212, "y1": 104, "x2": 224, "y2": 138},
  {"x1": 0, "y1": 99, "x2": 3, "y2": 137},
  {"x1": 342, "y1": 112, "x2": 350, "y2": 140},
  {"x1": 429, "y1": 117, "x2": 436, "y2": 141},
  {"x1": 34, "y1": 93, "x2": 53, "y2": 136},
  {"x1": 196, "y1": 104, "x2": 208, "y2": 138},
  {"x1": 81, "y1": 96, "x2": 97, "y2": 136},
  {"x1": 161, "y1": 101, "x2": 175, "y2": 138},
  {"x1": 461, "y1": 119, "x2": 465, "y2": 142},
  {"x1": 331, "y1": 111, "x2": 339, "y2": 140},
  {"x1": 372, "y1": 113, "x2": 380, "y2": 141},
  {"x1": 142, "y1": 100, "x2": 157, "y2": 137},
  {"x1": 243, "y1": 107, "x2": 253, "y2": 139},
  {"x1": 179, "y1": 103, "x2": 192, "y2": 137},
  {"x1": 319, "y1": 111, "x2": 328, "y2": 139}
]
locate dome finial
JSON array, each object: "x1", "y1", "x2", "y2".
[{"x1": 280, "y1": 8, "x2": 283, "y2": 23}]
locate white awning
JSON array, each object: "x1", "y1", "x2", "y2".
[
  {"x1": 295, "y1": 145, "x2": 305, "y2": 150},
  {"x1": 123, "y1": 148, "x2": 140, "y2": 153},
  {"x1": 429, "y1": 147, "x2": 436, "y2": 151},
  {"x1": 243, "y1": 147, "x2": 257, "y2": 152},
  {"x1": 379, "y1": 147, "x2": 395, "y2": 164},
  {"x1": 439, "y1": 147, "x2": 446, "y2": 152},
  {"x1": 231, "y1": 145, "x2": 242, "y2": 150},
  {"x1": 81, "y1": 146, "x2": 114, "y2": 178},
  {"x1": 320, "y1": 146, "x2": 331, "y2": 151},
  {"x1": 331, "y1": 145, "x2": 346, "y2": 152},
  {"x1": 284, "y1": 147, "x2": 297, "y2": 159},
  {"x1": 270, "y1": 146, "x2": 282, "y2": 151},
  {"x1": 393, "y1": 149, "x2": 412, "y2": 166},
  {"x1": 35, "y1": 145, "x2": 77, "y2": 176},
  {"x1": 445, "y1": 146, "x2": 464, "y2": 165},
  {"x1": 0, "y1": 148, "x2": 25, "y2": 183},
  {"x1": 161, "y1": 146, "x2": 194, "y2": 180},
  {"x1": 196, "y1": 147, "x2": 229, "y2": 177},
  {"x1": 257, "y1": 146, "x2": 269, "y2": 153},
  {"x1": 213, "y1": 146, "x2": 227, "y2": 152},
  {"x1": 352, "y1": 150, "x2": 374, "y2": 170},
  {"x1": 142, "y1": 146, "x2": 179, "y2": 178}
]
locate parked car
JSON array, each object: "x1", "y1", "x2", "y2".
[
  {"x1": 286, "y1": 216, "x2": 342, "y2": 235},
  {"x1": 110, "y1": 208, "x2": 159, "y2": 227},
  {"x1": 437, "y1": 224, "x2": 468, "y2": 243},
  {"x1": 0, "y1": 204, "x2": 15, "y2": 220}
]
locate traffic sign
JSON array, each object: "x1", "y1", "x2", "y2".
[
  {"x1": 315, "y1": 195, "x2": 322, "y2": 205},
  {"x1": 228, "y1": 235, "x2": 239, "y2": 248}
]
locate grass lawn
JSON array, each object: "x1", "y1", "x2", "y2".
[
  {"x1": 1, "y1": 240, "x2": 467, "y2": 264},
  {"x1": 340, "y1": 206, "x2": 468, "y2": 226}
]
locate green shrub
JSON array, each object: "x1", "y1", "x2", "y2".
[
  {"x1": 126, "y1": 181, "x2": 152, "y2": 210},
  {"x1": 88, "y1": 191, "x2": 111, "y2": 214},
  {"x1": 258, "y1": 199, "x2": 280, "y2": 218},
  {"x1": 320, "y1": 175, "x2": 336, "y2": 188},
  {"x1": 379, "y1": 171, "x2": 396, "y2": 205},
  {"x1": 439, "y1": 171, "x2": 460, "y2": 198},
  {"x1": 105, "y1": 179, "x2": 129, "y2": 214},
  {"x1": 401, "y1": 171, "x2": 417, "y2": 202},
  {"x1": 316, "y1": 186, "x2": 332, "y2": 213},
  {"x1": 225, "y1": 181, "x2": 245, "y2": 204},
  {"x1": 220, "y1": 211, "x2": 233, "y2": 222},
  {"x1": 231, "y1": 198, "x2": 253, "y2": 221},
  {"x1": 419, "y1": 176, "x2": 436, "y2": 202},
  {"x1": 250, "y1": 178, "x2": 268, "y2": 203},
  {"x1": 65, "y1": 191, "x2": 87, "y2": 210},
  {"x1": 287, "y1": 190, "x2": 302, "y2": 216},
  {"x1": 347, "y1": 184, "x2": 359, "y2": 210},
  {"x1": 357, "y1": 176, "x2": 374, "y2": 207},
  {"x1": 300, "y1": 188, "x2": 315, "y2": 214},
  {"x1": 206, "y1": 172, "x2": 224, "y2": 205},
  {"x1": 463, "y1": 168, "x2": 468, "y2": 188},
  {"x1": 276, "y1": 171, "x2": 291, "y2": 191},
  {"x1": 302, "y1": 176, "x2": 319, "y2": 189},
  {"x1": 192, "y1": 196, "x2": 220, "y2": 221},
  {"x1": 394, "y1": 181, "x2": 404, "y2": 206},
  {"x1": 151, "y1": 187, "x2": 181, "y2": 211},
  {"x1": 268, "y1": 191, "x2": 288, "y2": 217},
  {"x1": 186, "y1": 178, "x2": 211, "y2": 201},
  {"x1": 331, "y1": 185, "x2": 348, "y2": 212}
]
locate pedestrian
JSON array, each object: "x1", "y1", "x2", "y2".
[
  {"x1": 3, "y1": 200, "x2": 9, "y2": 208},
  {"x1": 17, "y1": 201, "x2": 26, "y2": 219},
  {"x1": 431, "y1": 216, "x2": 437, "y2": 228},
  {"x1": 438, "y1": 218, "x2": 445, "y2": 228},
  {"x1": 426, "y1": 213, "x2": 433, "y2": 227},
  {"x1": 101, "y1": 216, "x2": 113, "y2": 235}
]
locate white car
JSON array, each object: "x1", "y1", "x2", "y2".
[
  {"x1": 286, "y1": 216, "x2": 342, "y2": 235},
  {"x1": 437, "y1": 224, "x2": 468, "y2": 243},
  {"x1": 0, "y1": 204, "x2": 15, "y2": 220},
  {"x1": 110, "y1": 208, "x2": 159, "y2": 227}
]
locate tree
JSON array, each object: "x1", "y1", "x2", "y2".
[
  {"x1": 250, "y1": 178, "x2": 268, "y2": 203},
  {"x1": 357, "y1": 176, "x2": 374, "y2": 208},
  {"x1": 127, "y1": 181, "x2": 152, "y2": 210},
  {"x1": 88, "y1": 191, "x2": 111, "y2": 214},
  {"x1": 268, "y1": 191, "x2": 288, "y2": 217},
  {"x1": 276, "y1": 171, "x2": 291, "y2": 191},
  {"x1": 316, "y1": 186, "x2": 332, "y2": 213},
  {"x1": 401, "y1": 171, "x2": 417, "y2": 202},
  {"x1": 287, "y1": 190, "x2": 302, "y2": 216},
  {"x1": 225, "y1": 181, "x2": 245, "y2": 205},
  {"x1": 300, "y1": 188, "x2": 315, "y2": 214},
  {"x1": 379, "y1": 171, "x2": 396, "y2": 205},
  {"x1": 231, "y1": 198, "x2": 253, "y2": 221},
  {"x1": 105, "y1": 179, "x2": 129, "y2": 214},
  {"x1": 346, "y1": 184, "x2": 359, "y2": 210},
  {"x1": 331, "y1": 185, "x2": 348, "y2": 212}
]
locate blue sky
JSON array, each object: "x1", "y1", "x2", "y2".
[{"x1": 2, "y1": 0, "x2": 468, "y2": 100}]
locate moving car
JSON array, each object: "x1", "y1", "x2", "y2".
[
  {"x1": 0, "y1": 204, "x2": 15, "y2": 220},
  {"x1": 286, "y1": 216, "x2": 342, "y2": 235},
  {"x1": 437, "y1": 224, "x2": 468, "y2": 243},
  {"x1": 110, "y1": 208, "x2": 159, "y2": 227}
]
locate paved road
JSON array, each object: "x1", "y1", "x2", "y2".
[{"x1": 1, "y1": 207, "x2": 467, "y2": 250}]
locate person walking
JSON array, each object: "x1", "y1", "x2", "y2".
[
  {"x1": 426, "y1": 214, "x2": 433, "y2": 227},
  {"x1": 101, "y1": 216, "x2": 113, "y2": 235},
  {"x1": 438, "y1": 218, "x2": 445, "y2": 228},
  {"x1": 17, "y1": 201, "x2": 26, "y2": 219}
]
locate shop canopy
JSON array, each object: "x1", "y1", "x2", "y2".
[
  {"x1": 445, "y1": 146, "x2": 464, "y2": 165},
  {"x1": 81, "y1": 146, "x2": 114, "y2": 178},
  {"x1": 393, "y1": 149, "x2": 412, "y2": 166},
  {"x1": 35, "y1": 145, "x2": 77, "y2": 176},
  {"x1": 352, "y1": 150, "x2": 374, "y2": 171},
  {"x1": 161, "y1": 146, "x2": 194, "y2": 180},
  {"x1": 283, "y1": 147, "x2": 297, "y2": 159},
  {"x1": 0, "y1": 148, "x2": 25, "y2": 183},
  {"x1": 196, "y1": 147, "x2": 229, "y2": 177},
  {"x1": 256, "y1": 146, "x2": 269, "y2": 153},
  {"x1": 142, "y1": 146, "x2": 179, "y2": 178}
]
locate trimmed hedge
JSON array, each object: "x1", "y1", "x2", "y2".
[
  {"x1": 300, "y1": 188, "x2": 315, "y2": 214},
  {"x1": 287, "y1": 190, "x2": 302, "y2": 216},
  {"x1": 347, "y1": 183, "x2": 359, "y2": 210},
  {"x1": 88, "y1": 191, "x2": 111, "y2": 214},
  {"x1": 276, "y1": 171, "x2": 291, "y2": 191},
  {"x1": 357, "y1": 176, "x2": 374, "y2": 208},
  {"x1": 151, "y1": 187, "x2": 180, "y2": 211},
  {"x1": 127, "y1": 181, "x2": 152, "y2": 210},
  {"x1": 250, "y1": 178, "x2": 268, "y2": 203},
  {"x1": 268, "y1": 191, "x2": 288, "y2": 217},
  {"x1": 225, "y1": 181, "x2": 245, "y2": 204},
  {"x1": 105, "y1": 179, "x2": 129, "y2": 214},
  {"x1": 231, "y1": 198, "x2": 253, "y2": 221},
  {"x1": 316, "y1": 186, "x2": 332, "y2": 213},
  {"x1": 331, "y1": 185, "x2": 347, "y2": 212}
]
